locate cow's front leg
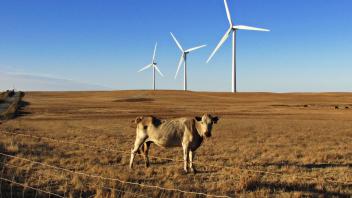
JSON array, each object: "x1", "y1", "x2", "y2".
[
  {"x1": 182, "y1": 143, "x2": 189, "y2": 173},
  {"x1": 130, "y1": 134, "x2": 147, "y2": 169},
  {"x1": 189, "y1": 151, "x2": 196, "y2": 174}
]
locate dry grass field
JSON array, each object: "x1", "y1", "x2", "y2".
[{"x1": 0, "y1": 90, "x2": 351, "y2": 197}]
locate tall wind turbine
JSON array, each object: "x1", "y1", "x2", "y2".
[
  {"x1": 138, "y1": 42, "x2": 164, "y2": 90},
  {"x1": 170, "y1": 32, "x2": 206, "y2": 91},
  {"x1": 207, "y1": 0, "x2": 270, "y2": 93}
]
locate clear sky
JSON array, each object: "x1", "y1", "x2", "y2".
[{"x1": 0, "y1": 0, "x2": 351, "y2": 92}]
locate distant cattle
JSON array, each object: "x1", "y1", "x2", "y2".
[
  {"x1": 129, "y1": 114, "x2": 219, "y2": 173},
  {"x1": 7, "y1": 90, "x2": 15, "y2": 97}
]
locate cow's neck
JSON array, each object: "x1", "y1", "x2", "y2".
[{"x1": 195, "y1": 121, "x2": 205, "y2": 139}]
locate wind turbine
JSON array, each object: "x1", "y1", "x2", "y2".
[
  {"x1": 207, "y1": 0, "x2": 270, "y2": 93},
  {"x1": 170, "y1": 32, "x2": 206, "y2": 91},
  {"x1": 138, "y1": 42, "x2": 164, "y2": 90}
]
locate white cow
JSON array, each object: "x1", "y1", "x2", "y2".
[{"x1": 129, "y1": 114, "x2": 219, "y2": 173}]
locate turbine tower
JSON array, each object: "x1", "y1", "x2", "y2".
[
  {"x1": 170, "y1": 32, "x2": 206, "y2": 91},
  {"x1": 207, "y1": 0, "x2": 270, "y2": 93},
  {"x1": 138, "y1": 42, "x2": 163, "y2": 90}
]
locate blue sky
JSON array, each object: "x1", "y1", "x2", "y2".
[{"x1": 0, "y1": 0, "x2": 351, "y2": 92}]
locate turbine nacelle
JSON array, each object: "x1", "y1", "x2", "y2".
[
  {"x1": 138, "y1": 42, "x2": 164, "y2": 90},
  {"x1": 206, "y1": 0, "x2": 270, "y2": 93},
  {"x1": 170, "y1": 32, "x2": 206, "y2": 81},
  {"x1": 207, "y1": 0, "x2": 270, "y2": 64}
]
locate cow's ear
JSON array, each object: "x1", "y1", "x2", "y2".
[
  {"x1": 130, "y1": 116, "x2": 142, "y2": 128},
  {"x1": 212, "y1": 116, "x2": 219, "y2": 124},
  {"x1": 195, "y1": 116, "x2": 202, "y2": 121},
  {"x1": 134, "y1": 116, "x2": 143, "y2": 124},
  {"x1": 151, "y1": 116, "x2": 162, "y2": 126}
]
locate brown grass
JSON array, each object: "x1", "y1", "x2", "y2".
[{"x1": 0, "y1": 90, "x2": 351, "y2": 197}]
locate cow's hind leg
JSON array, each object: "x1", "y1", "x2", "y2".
[
  {"x1": 142, "y1": 141, "x2": 152, "y2": 167},
  {"x1": 130, "y1": 135, "x2": 147, "y2": 169},
  {"x1": 189, "y1": 151, "x2": 197, "y2": 174}
]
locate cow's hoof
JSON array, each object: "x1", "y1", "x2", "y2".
[{"x1": 191, "y1": 169, "x2": 197, "y2": 174}]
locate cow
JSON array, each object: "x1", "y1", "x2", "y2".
[{"x1": 129, "y1": 114, "x2": 219, "y2": 173}]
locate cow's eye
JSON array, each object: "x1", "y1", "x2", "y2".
[{"x1": 144, "y1": 126, "x2": 148, "y2": 130}]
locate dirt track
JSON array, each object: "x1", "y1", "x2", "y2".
[
  {"x1": 0, "y1": 91, "x2": 351, "y2": 197},
  {"x1": 0, "y1": 92, "x2": 19, "y2": 113}
]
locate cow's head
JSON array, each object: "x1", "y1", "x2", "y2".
[{"x1": 195, "y1": 114, "x2": 219, "y2": 138}]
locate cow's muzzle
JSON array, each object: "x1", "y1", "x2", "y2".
[{"x1": 204, "y1": 132, "x2": 211, "y2": 138}]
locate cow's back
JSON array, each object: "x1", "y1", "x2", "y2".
[{"x1": 147, "y1": 118, "x2": 189, "y2": 147}]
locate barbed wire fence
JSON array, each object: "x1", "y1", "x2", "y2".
[
  {"x1": 0, "y1": 158, "x2": 156, "y2": 198},
  {"x1": 0, "y1": 152, "x2": 231, "y2": 198},
  {"x1": 0, "y1": 130, "x2": 351, "y2": 197}
]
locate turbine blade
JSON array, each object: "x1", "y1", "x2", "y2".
[
  {"x1": 206, "y1": 27, "x2": 232, "y2": 63},
  {"x1": 154, "y1": 65, "x2": 164, "y2": 77},
  {"x1": 152, "y1": 42, "x2": 157, "y2": 62},
  {"x1": 175, "y1": 54, "x2": 184, "y2": 79},
  {"x1": 138, "y1": 64, "x2": 152, "y2": 72},
  {"x1": 233, "y1": 25, "x2": 270, "y2": 32},
  {"x1": 224, "y1": 0, "x2": 233, "y2": 25},
  {"x1": 170, "y1": 32, "x2": 184, "y2": 52},
  {"x1": 185, "y1": 45, "x2": 207, "y2": 53}
]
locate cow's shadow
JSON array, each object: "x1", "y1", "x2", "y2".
[
  {"x1": 244, "y1": 180, "x2": 352, "y2": 197},
  {"x1": 150, "y1": 159, "x2": 174, "y2": 166},
  {"x1": 250, "y1": 162, "x2": 352, "y2": 169},
  {"x1": 243, "y1": 162, "x2": 352, "y2": 197}
]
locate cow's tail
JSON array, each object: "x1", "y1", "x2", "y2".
[{"x1": 137, "y1": 143, "x2": 145, "y2": 154}]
